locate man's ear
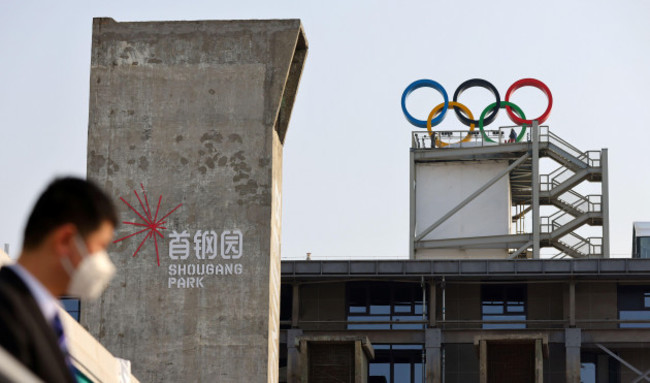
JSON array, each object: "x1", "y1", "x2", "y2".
[{"x1": 50, "y1": 223, "x2": 77, "y2": 259}]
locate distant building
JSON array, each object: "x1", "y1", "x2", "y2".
[{"x1": 633, "y1": 222, "x2": 650, "y2": 258}]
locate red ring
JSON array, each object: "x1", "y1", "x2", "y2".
[{"x1": 504, "y1": 79, "x2": 553, "y2": 125}]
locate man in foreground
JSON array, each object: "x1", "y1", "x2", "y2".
[{"x1": 0, "y1": 177, "x2": 118, "y2": 382}]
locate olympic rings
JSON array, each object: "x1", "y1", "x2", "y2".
[
  {"x1": 505, "y1": 78, "x2": 553, "y2": 125},
  {"x1": 427, "y1": 102, "x2": 475, "y2": 147},
  {"x1": 479, "y1": 101, "x2": 527, "y2": 143},
  {"x1": 453, "y1": 79, "x2": 500, "y2": 127},
  {"x1": 401, "y1": 78, "x2": 552, "y2": 129},
  {"x1": 401, "y1": 79, "x2": 448, "y2": 128}
]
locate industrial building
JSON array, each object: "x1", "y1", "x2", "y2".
[
  {"x1": 279, "y1": 258, "x2": 650, "y2": 383},
  {"x1": 277, "y1": 90, "x2": 650, "y2": 382},
  {"x1": 2, "y1": 16, "x2": 649, "y2": 383}
]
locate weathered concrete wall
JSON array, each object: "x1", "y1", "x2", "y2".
[
  {"x1": 84, "y1": 18, "x2": 307, "y2": 382},
  {"x1": 619, "y1": 349, "x2": 650, "y2": 382},
  {"x1": 528, "y1": 283, "x2": 564, "y2": 327},
  {"x1": 299, "y1": 283, "x2": 346, "y2": 331},
  {"x1": 574, "y1": 282, "x2": 618, "y2": 329},
  {"x1": 444, "y1": 344, "x2": 480, "y2": 383},
  {"x1": 445, "y1": 284, "x2": 481, "y2": 329}
]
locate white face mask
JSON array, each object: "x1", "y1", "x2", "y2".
[{"x1": 61, "y1": 235, "x2": 116, "y2": 300}]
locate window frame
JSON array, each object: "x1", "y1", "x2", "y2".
[
  {"x1": 481, "y1": 284, "x2": 527, "y2": 329},
  {"x1": 346, "y1": 282, "x2": 427, "y2": 330},
  {"x1": 618, "y1": 284, "x2": 650, "y2": 328}
]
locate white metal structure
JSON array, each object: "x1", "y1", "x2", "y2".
[{"x1": 410, "y1": 123, "x2": 609, "y2": 259}]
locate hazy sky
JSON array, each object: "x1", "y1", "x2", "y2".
[{"x1": 1, "y1": 0, "x2": 649, "y2": 259}]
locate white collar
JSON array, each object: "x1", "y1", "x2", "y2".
[{"x1": 8, "y1": 263, "x2": 62, "y2": 323}]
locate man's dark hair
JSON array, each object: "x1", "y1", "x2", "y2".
[{"x1": 23, "y1": 177, "x2": 118, "y2": 249}]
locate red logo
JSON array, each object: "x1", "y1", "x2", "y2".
[{"x1": 113, "y1": 184, "x2": 182, "y2": 266}]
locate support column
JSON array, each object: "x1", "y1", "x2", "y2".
[
  {"x1": 535, "y1": 339, "x2": 544, "y2": 383},
  {"x1": 429, "y1": 281, "x2": 437, "y2": 328},
  {"x1": 565, "y1": 328, "x2": 582, "y2": 383},
  {"x1": 532, "y1": 121, "x2": 540, "y2": 259},
  {"x1": 292, "y1": 283, "x2": 300, "y2": 328},
  {"x1": 601, "y1": 148, "x2": 610, "y2": 258},
  {"x1": 287, "y1": 329, "x2": 303, "y2": 383},
  {"x1": 410, "y1": 150, "x2": 416, "y2": 259},
  {"x1": 354, "y1": 341, "x2": 367, "y2": 383},
  {"x1": 425, "y1": 328, "x2": 442, "y2": 383},
  {"x1": 479, "y1": 340, "x2": 488, "y2": 383},
  {"x1": 569, "y1": 280, "x2": 576, "y2": 327}
]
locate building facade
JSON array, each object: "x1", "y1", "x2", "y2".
[{"x1": 280, "y1": 259, "x2": 650, "y2": 383}]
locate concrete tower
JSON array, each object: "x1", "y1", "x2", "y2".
[{"x1": 83, "y1": 18, "x2": 307, "y2": 382}]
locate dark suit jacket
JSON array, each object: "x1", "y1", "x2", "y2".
[{"x1": 0, "y1": 267, "x2": 75, "y2": 383}]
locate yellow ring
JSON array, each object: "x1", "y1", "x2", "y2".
[{"x1": 426, "y1": 101, "x2": 476, "y2": 147}]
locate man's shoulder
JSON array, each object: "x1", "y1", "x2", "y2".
[
  {"x1": 0, "y1": 267, "x2": 37, "y2": 320},
  {"x1": 0, "y1": 267, "x2": 28, "y2": 297}
]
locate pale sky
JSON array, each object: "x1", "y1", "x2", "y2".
[{"x1": 1, "y1": 0, "x2": 649, "y2": 259}]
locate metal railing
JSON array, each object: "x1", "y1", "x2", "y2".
[
  {"x1": 556, "y1": 233, "x2": 603, "y2": 258},
  {"x1": 411, "y1": 130, "x2": 505, "y2": 149},
  {"x1": 556, "y1": 191, "x2": 602, "y2": 214},
  {"x1": 280, "y1": 318, "x2": 650, "y2": 330}
]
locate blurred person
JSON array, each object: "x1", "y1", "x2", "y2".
[{"x1": 0, "y1": 177, "x2": 118, "y2": 383}]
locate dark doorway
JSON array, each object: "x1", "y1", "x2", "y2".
[{"x1": 487, "y1": 342, "x2": 535, "y2": 383}]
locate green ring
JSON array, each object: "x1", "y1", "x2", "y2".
[{"x1": 478, "y1": 101, "x2": 527, "y2": 143}]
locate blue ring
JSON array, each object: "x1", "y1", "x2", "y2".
[{"x1": 401, "y1": 79, "x2": 449, "y2": 128}]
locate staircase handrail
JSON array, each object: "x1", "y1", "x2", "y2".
[
  {"x1": 556, "y1": 191, "x2": 601, "y2": 214},
  {"x1": 544, "y1": 130, "x2": 584, "y2": 160}
]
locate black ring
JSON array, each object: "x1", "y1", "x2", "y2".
[{"x1": 452, "y1": 79, "x2": 501, "y2": 127}]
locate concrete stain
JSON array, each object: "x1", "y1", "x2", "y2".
[
  {"x1": 258, "y1": 158, "x2": 270, "y2": 168},
  {"x1": 233, "y1": 173, "x2": 249, "y2": 182},
  {"x1": 180, "y1": 157, "x2": 189, "y2": 166},
  {"x1": 138, "y1": 156, "x2": 149, "y2": 171},
  {"x1": 175, "y1": 135, "x2": 183, "y2": 143},
  {"x1": 228, "y1": 134, "x2": 242, "y2": 143},
  {"x1": 88, "y1": 151, "x2": 106, "y2": 174},
  {"x1": 235, "y1": 179, "x2": 258, "y2": 196},
  {"x1": 141, "y1": 127, "x2": 152, "y2": 141},
  {"x1": 199, "y1": 130, "x2": 223, "y2": 144},
  {"x1": 107, "y1": 159, "x2": 120, "y2": 176}
]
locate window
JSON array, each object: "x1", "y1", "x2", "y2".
[
  {"x1": 637, "y1": 237, "x2": 650, "y2": 259},
  {"x1": 481, "y1": 284, "x2": 526, "y2": 329},
  {"x1": 369, "y1": 344, "x2": 424, "y2": 383},
  {"x1": 346, "y1": 282, "x2": 426, "y2": 330},
  {"x1": 60, "y1": 297, "x2": 80, "y2": 321},
  {"x1": 618, "y1": 285, "x2": 650, "y2": 328}
]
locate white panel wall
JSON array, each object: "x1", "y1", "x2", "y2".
[{"x1": 415, "y1": 160, "x2": 511, "y2": 259}]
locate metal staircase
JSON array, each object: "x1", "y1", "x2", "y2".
[{"x1": 536, "y1": 129, "x2": 605, "y2": 258}]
